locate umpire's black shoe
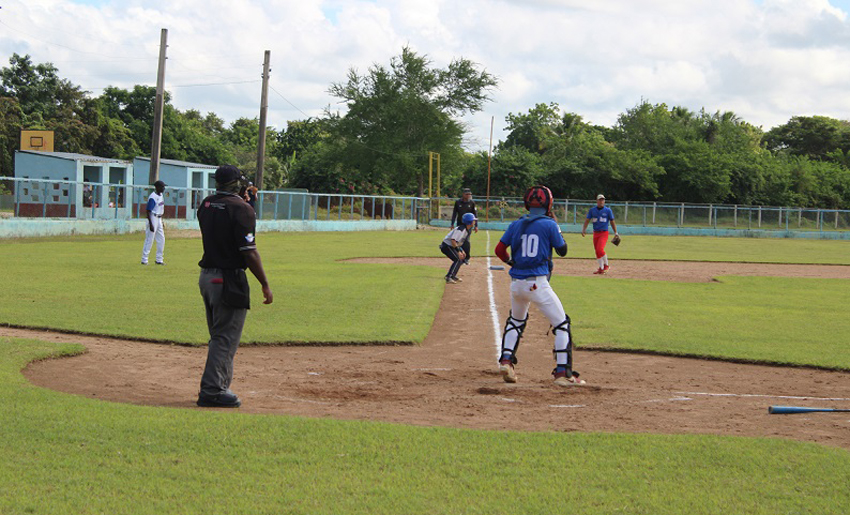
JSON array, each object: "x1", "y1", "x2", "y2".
[{"x1": 197, "y1": 392, "x2": 241, "y2": 408}]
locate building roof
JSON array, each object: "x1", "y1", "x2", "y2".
[
  {"x1": 134, "y1": 156, "x2": 217, "y2": 169},
  {"x1": 17, "y1": 150, "x2": 131, "y2": 165}
]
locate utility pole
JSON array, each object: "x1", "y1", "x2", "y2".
[
  {"x1": 255, "y1": 50, "x2": 271, "y2": 190},
  {"x1": 149, "y1": 28, "x2": 168, "y2": 185},
  {"x1": 485, "y1": 116, "x2": 493, "y2": 222}
]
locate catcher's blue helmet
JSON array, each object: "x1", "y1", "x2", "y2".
[{"x1": 461, "y1": 212, "x2": 477, "y2": 225}]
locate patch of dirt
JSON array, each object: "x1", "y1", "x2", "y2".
[
  {"x1": 346, "y1": 257, "x2": 850, "y2": 282},
  {"x1": 13, "y1": 257, "x2": 850, "y2": 449}
]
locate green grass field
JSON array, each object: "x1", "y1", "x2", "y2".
[
  {"x1": 0, "y1": 232, "x2": 447, "y2": 344},
  {"x1": 1, "y1": 232, "x2": 848, "y2": 369},
  {"x1": 562, "y1": 275, "x2": 850, "y2": 369},
  {"x1": 2, "y1": 231, "x2": 850, "y2": 513},
  {"x1": 2, "y1": 337, "x2": 849, "y2": 515}
]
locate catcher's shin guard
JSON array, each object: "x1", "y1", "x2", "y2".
[
  {"x1": 551, "y1": 315, "x2": 577, "y2": 375},
  {"x1": 500, "y1": 311, "x2": 528, "y2": 364}
]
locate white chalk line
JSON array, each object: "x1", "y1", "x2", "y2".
[
  {"x1": 485, "y1": 231, "x2": 502, "y2": 359},
  {"x1": 676, "y1": 391, "x2": 850, "y2": 402}
]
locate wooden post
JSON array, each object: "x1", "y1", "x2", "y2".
[
  {"x1": 485, "y1": 116, "x2": 493, "y2": 222},
  {"x1": 149, "y1": 28, "x2": 168, "y2": 185},
  {"x1": 255, "y1": 50, "x2": 271, "y2": 189}
]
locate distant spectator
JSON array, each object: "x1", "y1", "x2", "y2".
[{"x1": 245, "y1": 182, "x2": 258, "y2": 210}]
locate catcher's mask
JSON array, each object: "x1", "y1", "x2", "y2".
[{"x1": 524, "y1": 185, "x2": 554, "y2": 215}]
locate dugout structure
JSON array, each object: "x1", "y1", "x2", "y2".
[
  {"x1": 132, "y1": 157, "x2": 217, "y2": 220},
  {"x1": 13, "y1": 151, "x2": 133, "y2": 218}
]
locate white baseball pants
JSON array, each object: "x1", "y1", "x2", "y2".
[
  {"x1": 502, "y1": 275, "x2": 571, "y2": 366},
  {"x1": 141, "y1": 216, "x2": 165, "y2": 264}
]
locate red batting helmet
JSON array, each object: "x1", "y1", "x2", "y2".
[{"x1": 524, "y1": 185, "x2": 554, "y2": 214}]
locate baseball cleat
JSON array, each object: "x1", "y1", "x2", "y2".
[
  {"x1": 451, "y1": 276, "x2": 463, "y2": 282},
  {"x1": 593, "y1": 268, "x2": 604, "y2": 275},
  {"x1": 602, "y1": 265, "x2": 609, "y2": 274},
  {"x1": 197, "y1": 391, "x2": 241, "y2": 408},
  {"x1": 499, "y1": 359, "x2": 517, "y2": 383},
  {"x1": 553, "y1": 368, "x2": 586, "y2": 386},
  {"x1": 155, "y1": 261, "x2": 166, "y2": 265},
  {"x1": 445, "y1": 276, "x2": 458, "y2": 284}
]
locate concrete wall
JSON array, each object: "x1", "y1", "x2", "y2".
[
  {"x1": 431, "y1": 220, "x2": 850, "y2": 240},
  {"x1": 14, "y1": 152, "x2": 76, "y2": 181},
  {"x1": 0, "y1": 218, "x2": 418, "y2": 239}
]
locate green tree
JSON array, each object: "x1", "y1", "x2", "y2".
[
  {"x1": 0, "y1": 97, "x2": 23, "y2": 176},
  {"x1": 763, "y1": 115, "x2": 850, "y2": 162},
  {"x1": 325, "y1": 46, "x2": 497, "y2": 195}
]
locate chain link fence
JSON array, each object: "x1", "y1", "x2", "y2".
[
  {"x1": 432, "y1": 196, "x2": 850, "y2": 233},
  {"x1": 0, "y1": 177, "x2": 428, "y2": 223}
]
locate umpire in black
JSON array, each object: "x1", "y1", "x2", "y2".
[
  {"x1": 196, "y1": 165, "x2": 273, "y2": 408},
  {"x1": 450, "y1": 188, "x2": 478, "y2": 263}
]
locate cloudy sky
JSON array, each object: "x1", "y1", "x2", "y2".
[{"x1": 2, "y1": 0, "x2": 850, "y2": 151}]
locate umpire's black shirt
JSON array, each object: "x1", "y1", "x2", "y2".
[
  {"x1": 197, "y1": 192, "x2": 257, "y2": 270},
  {"x1": 451, "y1": 198, "x2": 477, "y2": 226}
]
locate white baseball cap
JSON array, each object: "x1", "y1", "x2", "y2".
[{"x1": 596, "y1": 194, "x2": 605, "y2": 200}]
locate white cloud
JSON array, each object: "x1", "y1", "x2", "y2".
[{"x1": 2, "y1": 0, "x2": 850, "y2": 150}]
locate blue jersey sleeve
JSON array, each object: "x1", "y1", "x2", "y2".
[
  {"x1": 551, "y1": 221, "x2": 565, "y2": 249},
  {"x1": 606, "y1": 207, "x2": 615, "y2": 220},
  {"x1": 586, "y1": 208, "x2": 594, "y2": 220},
  {"x1": 500, "y1": 221, "x2": 517, "y2": 245},
  {"x1": 146, "y1": 198, "x2": 156, "y2": 211}
]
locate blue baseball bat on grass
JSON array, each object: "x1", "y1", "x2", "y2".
[{"x1": 768, "y1": 406, "x2": 850, "y2": 414}]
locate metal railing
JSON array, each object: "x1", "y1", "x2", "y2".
[
  {"x1": 0, "y1": 177, "x2": 430, "y2": 224},
  {"x1": 430, "y1": 196, "x2": 850, "y2": 232},
  {"x1": 2, "y1": 176, "x2": 846, "y2": 232}
]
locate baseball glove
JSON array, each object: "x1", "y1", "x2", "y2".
[{"x1": 612, "y1": 234, "x2": 621, "y2": 246}]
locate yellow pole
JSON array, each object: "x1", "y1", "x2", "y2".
[
  {"x1": 436, "y1": 153, "x2": 441, "y2": 199},
  {"x1": 428, "y1": 151, "x2": 433, "y2": 199}
]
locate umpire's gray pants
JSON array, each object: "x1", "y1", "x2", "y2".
[{"x1": 199, "y1": 269, "x2": 248, "y2": 397}]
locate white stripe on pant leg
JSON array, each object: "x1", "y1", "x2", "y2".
[
  {"x1": 485, "y1": 231, "x2": 502, "y2": 359},
  {"x1": 141, "y1": 222, "x2": 156, "y2": 263},
  {"x1": 155, "y1": 219, "x2": 165, "y2": 262},
  {"x1": 533, "y1": 278, "x2": 569, "y2": 366}
]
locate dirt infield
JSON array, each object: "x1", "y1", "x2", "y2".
[{"x1": 15, "y1": 257, "x2": 850, "y2": 449}]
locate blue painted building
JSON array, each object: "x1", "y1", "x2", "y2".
[
  {"x1": 13, "y1": 150, "x2": 133, "y2": 218},
  {"x1": 132, "y1": 157, "x2": 217, "y2": 219}
]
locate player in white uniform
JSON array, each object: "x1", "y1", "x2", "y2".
[
  {"x1": 141, "y1": 180, "x2": 166, "y2": 265},
  {"x1": 494, "y1": 185, "x2": 585, "y2": 386}
]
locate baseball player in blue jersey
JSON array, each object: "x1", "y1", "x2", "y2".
[
  {"x1": 494, "y1": 185, "x2": 585, "y2": 386},
  {"x1": 439, "y1": 212, "x2": 476, "y2": 284},
  {"x1": 581, "y1": 194, "x2": 618, "y2": 274}
]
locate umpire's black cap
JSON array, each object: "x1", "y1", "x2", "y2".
[
  {"x1": 214, "y1": 165, "x2": 245, "y2": 185},
  {"x1": 153, "y1": 180, "x2": 166, "y2": 188}
]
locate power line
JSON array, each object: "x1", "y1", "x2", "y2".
[
  {"x1": 171, "y1": 79, "x2": 261, "y2": 88},
  {"x1": 269, "y1": 84, "x2": 312, "y2": 118}
]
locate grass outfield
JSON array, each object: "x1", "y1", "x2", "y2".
[
  {"x1": 0, "y1": 232, "x2": 447, "y2": 344},
  {"x1": 560, "y1": 275, "x2": 850, "y2": 369},
  {"x1": 1, "y1": 231, "x2": 849, "y2": 368},
  {"x1": 560, "y1": 233, "x2": 850, "y2": 264},
  {"x1": 2, "y1": 337, "x2": 849, "y2": 515}
]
